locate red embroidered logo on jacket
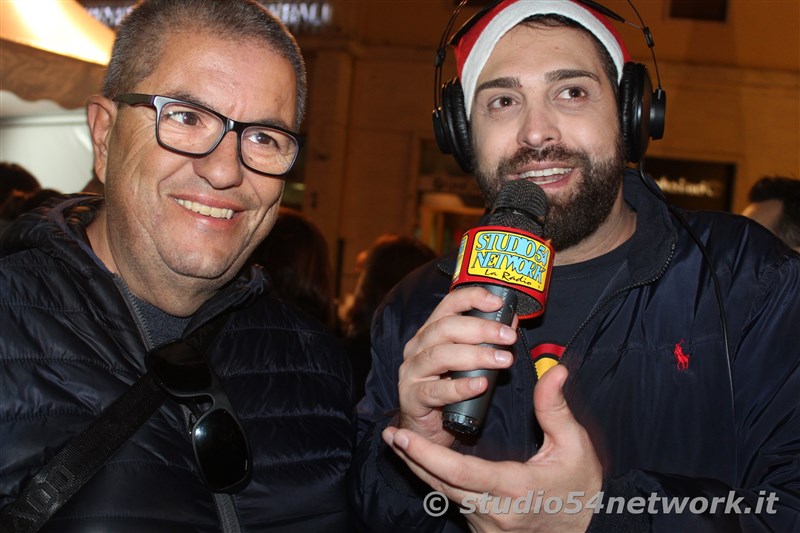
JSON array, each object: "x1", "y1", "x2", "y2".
[{"x1": 674, "y1": 340, "x2": 690, "y2": 371}]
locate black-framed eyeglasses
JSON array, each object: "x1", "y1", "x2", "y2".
[
  {"x1": 114, "y1": 93, "x2": 304, "y2": 178},
  {"x1": 146, "y1": 340, "x2": 252, "y2": 493}
]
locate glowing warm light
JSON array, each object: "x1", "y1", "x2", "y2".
[{"x1": 1, "y1": 0, "x2": 114, "y2": 65}]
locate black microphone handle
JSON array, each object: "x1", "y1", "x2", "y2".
[{"x1": 442, "y1": 284, "x2": 518, "y2": 435}]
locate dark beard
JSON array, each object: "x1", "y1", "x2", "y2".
[{"x1": 473, "y1": 142, "x2": 626, "y2": 251}]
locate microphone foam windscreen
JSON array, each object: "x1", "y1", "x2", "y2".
[{"x1": 488, "y1": 179, "x2": 547, "y2": 236}]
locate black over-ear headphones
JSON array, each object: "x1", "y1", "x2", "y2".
[{"x1": 432, "y1": 0, "x2": 667, "y2": 173}]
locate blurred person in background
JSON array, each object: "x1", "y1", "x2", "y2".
[
  {"x1": 0, "y1": 188, "x2": 63, "y2": 234},
  {"x1": 341, "y1": 233, "x2": 436, "y2": 400},
  {"x1": 0, "y1": 161, "x2": 40, "y2": 203},
  {"x1": 17, "y1": 189, "x2": 63, "y2": 213},
  {"x1": 741, "y1": 175, "x2": 800, "y2": 252},
  {"x1": 245, "y1": 206, "x2": 339, "y2": 331},
  {"x1": 0, "y1": 162, "x2": 43, "y2": 233}
]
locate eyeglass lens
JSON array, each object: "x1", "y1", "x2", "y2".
[{"x1": 157, "y1": 101, "x2": 298, "y2": 175}]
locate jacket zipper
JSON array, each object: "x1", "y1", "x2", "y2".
[
  {"x1": 113, "y1": 278, "x2": 242, "y2": 533},
  {"x1": 113, "y1": 277, "x2": 154, "y2": 351},
  {"x1": 561, "y1": 241, "x2": 676, "y2": 366}
]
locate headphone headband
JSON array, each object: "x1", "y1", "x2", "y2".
[{"x1": 432, "y1": 0, "x2": 666, "y2": 172}]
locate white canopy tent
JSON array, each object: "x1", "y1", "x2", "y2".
[
  {"x1": 1, "y1": 0, "x2": 114, "y2": 111},
  {"x1": 0, "y1": 0, "x2": 115, "y2": 192}
]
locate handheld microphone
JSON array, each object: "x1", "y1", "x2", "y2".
[{"x1": 443, "y1": 179, "x2": 553, "y2": 435}]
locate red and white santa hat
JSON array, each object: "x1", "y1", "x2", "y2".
[{"x1": 453, "y1": 0, "x2": 631, "y2": 119}]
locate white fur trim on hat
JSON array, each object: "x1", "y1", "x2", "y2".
[{"x1": 459, "y1": 0, "x2": 627, "y2": 119}]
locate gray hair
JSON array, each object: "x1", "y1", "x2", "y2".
[{"x1": 102, "y1": 0, "x2": 307, "y2": 127}]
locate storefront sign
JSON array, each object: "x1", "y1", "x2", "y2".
[{"x1": 81, "y1": 2, "x2": 332, "y2": 33}]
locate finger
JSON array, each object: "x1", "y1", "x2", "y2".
[
  {"x1": 403, "y1": 369, "x2": 492, "y2": 409},
  {"x1": 405, "y1": 314, "x2": 517, "y2": 365},
  {"x1": 398, "y1": 342, "x2": 514, "y2": 413},
  {"x1": 404, "y1": 287, "x2": 516, "y2": 357},
  {"x1": 533, "y1": 364, "x2": 583, "y2": 448},
  {"x1": 387, "y1": 428, "x2": 519, "y2": 496},
  {"x1": 425, "y1": 286, "x2": 508, "y2": 324},
  {"x1": 383, "y1": 428, "x2": 479, "y2": 506},
  {"x1": 401, "y1": 342, "x2": 514, "y2": 381},
  {"x1": 382, "y1": 426, "x2": 449, "y2": 490}
]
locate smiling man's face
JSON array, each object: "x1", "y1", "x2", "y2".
[
  {"x1": 470, "y1": 23, "x2": 626, "y2": 252},
  {"x1": 88, "y1": 31, "x2": 297, "y2": 314}
]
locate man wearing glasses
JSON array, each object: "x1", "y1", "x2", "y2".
[{"x1": 0, "y1": 1, "x2": 353, "y2": 531}]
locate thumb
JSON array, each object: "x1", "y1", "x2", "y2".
[{"x1": 533, "y1": 364, "x2": 579, "y2": 447}]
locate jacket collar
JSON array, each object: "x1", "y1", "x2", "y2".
[
  {"x1": 619, "y1": 168, "x2": 677, "y2": 285},
  {"x1": 0, "y1": 194, "x2": 265, "y2": 329}
]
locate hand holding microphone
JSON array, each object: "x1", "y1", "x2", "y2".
[{"x1": 443, "y1": 179, "x2": 553, "y2": 435}]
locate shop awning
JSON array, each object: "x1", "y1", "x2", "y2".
[{"x1": 0, "y1": 0, "x2": 115, "y2": 111}]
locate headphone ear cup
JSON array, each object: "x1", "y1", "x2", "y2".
[
  {"x1": 649, "y1": 86, "x2": 666, "y2": 141},
  {"x1": 440, "y1": 79, "x2": 474, "y2": 173},
  {"x1": 618, "y1": 62, "x2": 651, "y2": 163},
  {"x1": 433, "y1": 99, "x2": 452, "y2": 155}
]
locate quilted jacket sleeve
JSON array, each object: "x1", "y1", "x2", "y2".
[{"x1": 350, "y1": 264, "x2": 454, "y2": 532}]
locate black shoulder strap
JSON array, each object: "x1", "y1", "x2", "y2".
[
  {"x1": 0, "y1": 374, "x2": 166, "y2": 532},
  {"x1": 0, "y1": 313, "x2": 230, "y2": 532}
]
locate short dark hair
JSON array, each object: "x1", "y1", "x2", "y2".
[
  {"x1": 748, "y1": 176, "x2": 800, "y2": 248},
  {"x1": 103, "y1": 0, "x2": 307, "y2": 127}
]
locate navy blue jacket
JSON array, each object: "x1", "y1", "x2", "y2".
[
  {"x1": 351, "y1": 171, "x2": 800, "y2": 532},
  {"x1": 0, "y1": 196, "x2": 354, "y2": 532}
]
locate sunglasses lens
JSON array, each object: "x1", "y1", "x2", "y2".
[
  {"x1": 148, "y1": 342, "x2": 251, "y2": 492},
  {"x1": 193, "y1": 409, "x2": 251, "y2": 492},
  {"x1": 149, "y1": 341, "x2": 213, "y2": 394}
]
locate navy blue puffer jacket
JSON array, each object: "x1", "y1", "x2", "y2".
[{"x1": 0, "y1": 196, "x2": 354, "y2": 532}]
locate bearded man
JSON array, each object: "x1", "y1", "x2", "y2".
[{"x1": 350, "y1": 1, "x2": 800, "y2": 532}]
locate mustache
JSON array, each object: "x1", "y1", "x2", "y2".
[{"x1": 497, "y1": 144, "x2": 588, "y2": 176}]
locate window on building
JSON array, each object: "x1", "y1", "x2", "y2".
[{"x1": 670, "y1": 0, "x2": 728, "y2": 22}]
